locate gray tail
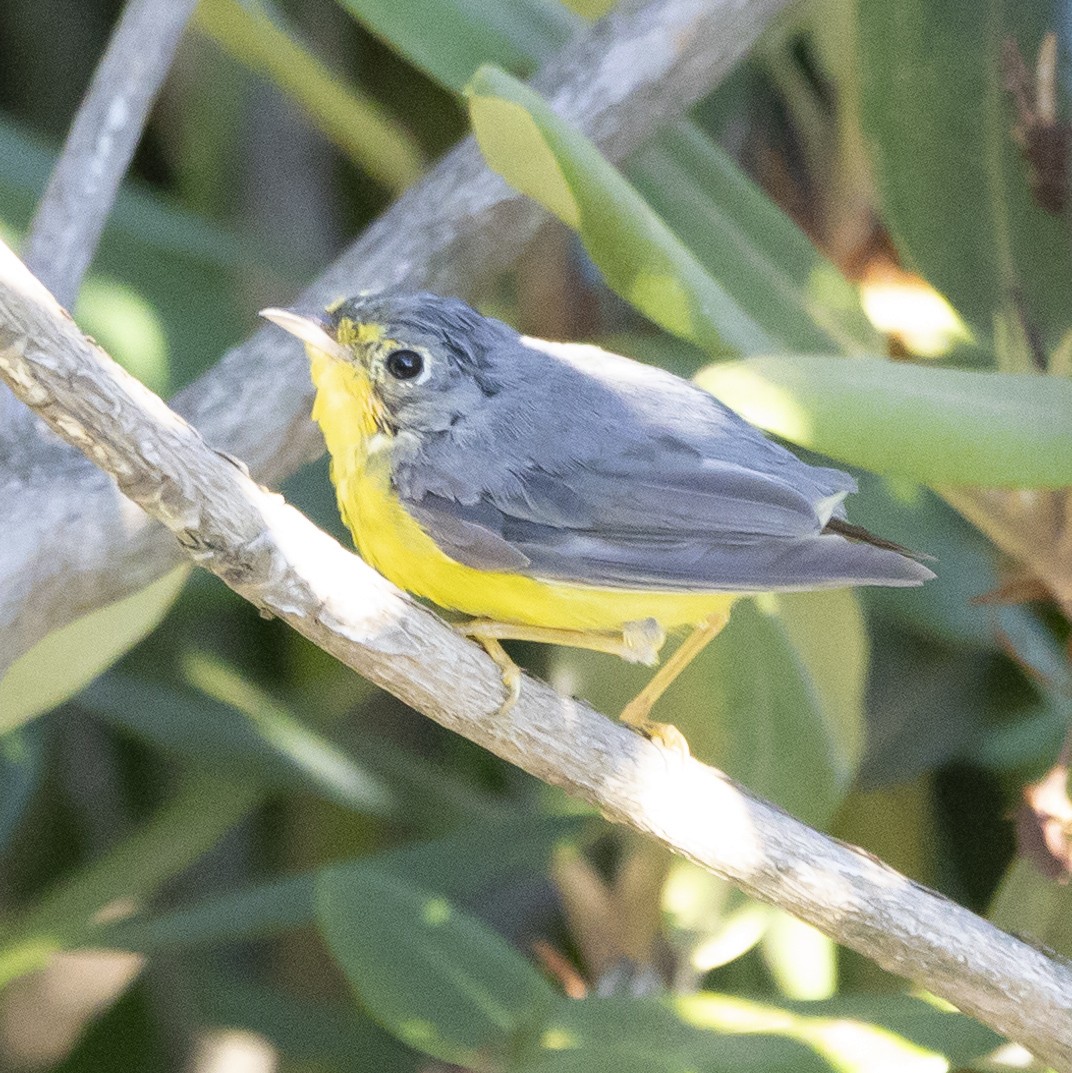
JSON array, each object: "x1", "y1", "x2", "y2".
[{"x1": 823, "y1": 517, "x2": 934, "y2": 564}]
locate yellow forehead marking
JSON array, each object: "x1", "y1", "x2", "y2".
[
  {"x1": 325, "y1": 295, "x2": 347, "y2": 314},
  {"x1": 335, "y1": 317, "x2": 385, "y2": 347}
]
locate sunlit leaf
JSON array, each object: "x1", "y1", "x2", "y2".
[
  {"x1": 0, "y1": 567, "x2": 189, "y2": 735},
  {"x1": 514, "y1": 995, "x2": 826, "y2": 1073},
  {"x1": 697, "y1": 356, "x2": 1072, "y2": 487},
  {"x1": 468, "y1": 65, "x2": 772, "y2": 354},
  {"x1": 760, "y1": 913, "x2": 837, "y2": 1000},
  {"x1": 629, "y1": 122, "x2": 880, "y2": 355},
  {"x1": 339, "y1": 6, "x2": 873, "y2": 358},
  {"x1": 677, "y1": 991, "x2": 1001, "y2": 1071},
  {"x1": 76, "y1": 276, "x2": 171, "y2": 394},
  {"x1": 661, "y1": 866, "x2": 771, "y2": 973}
]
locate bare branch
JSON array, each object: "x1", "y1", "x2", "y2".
[
  {"x1": 0, "y1": 0, "x2": 199, "y2": 442},
  {"x1": 23, "y1": 0, "x2": 199, "y2": 307},
  {"x1": 1, "y1": 242, "x2": 1071, "y2": 1071},
  {"x1": 0, "y1": 0, "x2": 794, "y2": 670}
]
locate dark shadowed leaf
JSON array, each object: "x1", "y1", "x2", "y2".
[
  {"x1": 858, "y1": 1, "x2": 1072, "y2": 355},
  {"x1": 104, "y1": 814, "x2": 585, "y2": 952},
  {"x1": 317, "y1": 866, "x2": 557, "y2": 1066}
]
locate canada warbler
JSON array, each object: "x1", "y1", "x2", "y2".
[{"x1": 262, "y1": 293, "x2": 932, "y2": 749}]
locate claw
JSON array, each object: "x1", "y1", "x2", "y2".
[
  {"x1": 458, "y1": 622, "x2": 525, "y2": 715},
  {"x1": 497, "y1": 659, "x2": 522, "y2": 716},
  {"x1": 619, "y1": 697, "x2": 691, "y2": 757}
]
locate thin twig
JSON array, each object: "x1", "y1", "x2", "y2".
[
  {"x1": 0, "y1": 0, "x2": 793, "y2": 671},
  {"x1": 23, "y1": 0, "x2": 199, "y2": 307},
  {"x1": 1, "y1": 0, "x2": 198, "y2": 442},
  {"x1": 1, "y1": 242, "x2": 1071, "y2": 1071}
]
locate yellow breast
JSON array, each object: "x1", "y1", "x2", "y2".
[{"x1": 307, "y1": 348, "x2": 734, "y2": 632}]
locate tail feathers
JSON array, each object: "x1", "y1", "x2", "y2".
[
  {"x1": 758, "y1": 530, "x2": 936, "y2": 589},
  {"x1": 823, "y1": 517, "x2": 935, "y2": 563}
]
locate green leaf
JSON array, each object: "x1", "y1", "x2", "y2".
[
  {"x1": 0, "y1": 774, "x2": 261, "y2": 985},
  {"x1": 760, "y1": 913, "x2": 837, "y2": 1000},
  {"x1": 775, "y1": 589, "x2": 868, "y2": 781},
  {"x1": 677, "y1": 991, "x2": 1001, "y2": 1071},
  {"x1": 468, "y1": 65, "x2": 773, "y2": 354},
  {"x1": 0, "y1": 117, "x2": 258, "y2": 271},
  {"x1": 0, "y1": 566, "x2": 189, "y2": 735},
  {"x1": 377, "y1": 813, "x2": 588, "y2": 893},
  {"x1": 696, "y1": 356, "x2": 1072, "y2": 487},
  {"x1": 842, "y1": 478, "x2": 1000, "y2": 646},
  {"x1": 677, "y1": 593, "x2": 865, "y2": 828},
  {"x1": 335, "y1": 0, "x2": 577, "y2": 93},
  {"x1": 971, "y1": 608, "x2": 1072, "y2": 771},
  {"x1": 87, "y1": 666, "x2": 506, "y2": 830},
  {"x1": 317, "y1": 867, "x2": 558, "y2": 1067},
  {"x1": 194, "y1": 0, "x2": 424, "y2": 192},
  {"x1": 554, "y1": 594, "x2": 865, "y2": 829},
  {"x1": 78, "y1": 671, "x2": 395, "y2": 819},
  {"x1": 76, "y1": 275, "x2": 171, "y2": 394},
  {"x1": 989, "y1": 856, "x2": 1072, "y2": 959},
  {"x1": 514, "y1": 995, "x2": 827, "y2": 1073},
  {"x1": 0, "y1": 115, "x2": 300, "y2": 390},
  {"x1": 336, "y1": 3, "x2": 875, "y2": 359},
  {"x1": 104, "y1": 814, "x2": 585, "y2": 952},
  {"x1": 0, "y1": 722, "x2": 46, "y2": 853},
  {"x1": 662, "y1": 864, "x2": 772, "y2": 973},
  {"x1": 858, "y1": 1, "x2": 1072, "y2": 354},
  {"x1": 107, "y1": 873, "x2": 314, "y2": 952},
  {"x1": 629, "y1": 122, "x2": 881, "y2": 355}
]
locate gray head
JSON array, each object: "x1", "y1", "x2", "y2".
[{"x1": 267, "y1": 292, "x2": 517, "y2": 434}]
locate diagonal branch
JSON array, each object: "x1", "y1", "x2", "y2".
[
  {"x1": 23, "y1": 0, "x2": 199, "y2": 308},
  {"x1": 1, "y1": 0, "x2": 199, "y2": 441},
  {"x1": 1, "y1": 240, "x2": 1071, "y2": 1071},
  {"x1": 0, "y1": 0, "x2": 793, "y2": 670}
]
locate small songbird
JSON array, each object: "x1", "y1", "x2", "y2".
[{"x1": 263, "y1": 293, "x2": 932, "y2": 750}]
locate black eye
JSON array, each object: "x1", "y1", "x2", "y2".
[{"x1": 384, "y1": 348, "x2": 424, "y2": 381}]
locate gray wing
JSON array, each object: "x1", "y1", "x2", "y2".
[{"x1": 392, "y1": 337, "x2": 932, "y2": 591}]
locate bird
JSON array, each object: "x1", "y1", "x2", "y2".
[{"x1": 262, "y1": 292, "x2": 933, "y2": 752}]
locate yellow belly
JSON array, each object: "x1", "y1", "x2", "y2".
[{"x1": 309, "y1": 349, "x2": 735, "y2": 632}]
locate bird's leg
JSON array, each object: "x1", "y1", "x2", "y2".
[
  {"x1": 459, "y1": 618, "x2": 667, "y2": 715},
  {"x1": 620, "y1": 610, "x2": 730, "y2": 755},
  {"x1": 465, "y1": 632, "x2": 523, "y2": 716}
]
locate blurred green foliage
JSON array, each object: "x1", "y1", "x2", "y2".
[{"x1": 2, "y1": 0, "x2": 1071, "y2": 1070}]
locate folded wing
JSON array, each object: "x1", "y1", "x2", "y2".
[
  {"x1": 392, "y1": 333, "x2": 932, "y2": 592},
  {"x1": 399, "y1": 452, "x2": 931, "y2": 592}
]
